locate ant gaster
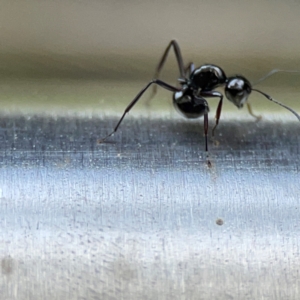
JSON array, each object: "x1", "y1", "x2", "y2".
[{"x1": 100, "y1": 40, "x2": 300, "y2": 153}]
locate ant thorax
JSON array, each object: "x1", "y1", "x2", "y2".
[{"x1": 189, "y1": 64, "x2": 227, "y2": 91}]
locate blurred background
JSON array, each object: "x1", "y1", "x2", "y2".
[{"x1": 1, "y1": 0, "x2": 300, "y2": 115}]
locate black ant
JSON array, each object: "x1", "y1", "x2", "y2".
[{"x1": 99, "y1": 40, "x2": 300, "y2": 155}]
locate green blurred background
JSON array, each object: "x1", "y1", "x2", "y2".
[{"x1": 1, "y1": 0, "x2": 300, "y2": 117}]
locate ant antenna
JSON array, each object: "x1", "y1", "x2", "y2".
[
  {"x1": 252, "y1": 88, "x2": 300, "y2": 121},
  {"x1": 253, "y1": 69, "x2": 300, "y2": 86}
]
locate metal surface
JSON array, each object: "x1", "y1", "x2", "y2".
[
  {"x1": 1, "y1": 1, "x2": 300, "y2": 298},
  {"x1": 0, "y1": 112, "x2": 299, "y2": 299}
]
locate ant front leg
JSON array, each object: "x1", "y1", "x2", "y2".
[
  {"x1": 200, "y1": 90, "x2": 223, "y2": 136},
  {"x1": 192, "y1": 96, "x2": 210, "y2": 152},
  {"x1": 246, "y1": 102, "x2": 262, "y2": 122},
  {"x1": 202, "y1": 103, "x2": 212, "y2": 167},
  {"x1": 148, "y1": 40, "x2": 185, "y2": 102},
  {"x1": 99, "y1": 80, "x2": 180, "y2": 143}
]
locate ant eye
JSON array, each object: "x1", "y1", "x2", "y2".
[{"x1": 225, "y1": 76, "x2": 252, "y2": 108}]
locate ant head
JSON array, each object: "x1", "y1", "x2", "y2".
[{"x1": 225, "y1": 76, "x2": 252, "y2": 108}]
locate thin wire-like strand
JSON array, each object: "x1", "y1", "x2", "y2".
[
  {"x1": 253, "y1": 69, "x2": 300, "y2": 86},
  {"x1": 252, "y1": 88, "x2": 300, "y2": 121}
]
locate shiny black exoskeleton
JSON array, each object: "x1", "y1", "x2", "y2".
[
  {"x1": 173, "y1": 65, "x2": 254, "y2": 122},
  {"x1": 100, "y1": 40, "x2": 300, "y2": 154},
  {"x1": 173, "y1": 64, "x2": 227, "y2": 119}
]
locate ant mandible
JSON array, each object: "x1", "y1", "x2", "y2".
[{"x1": 99, "y1": 40, "x2": 300, "y2": 153}]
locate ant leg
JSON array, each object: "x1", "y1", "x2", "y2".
[
  {"x1": 184, "y1": 62, "x2": 195, "y2": 77},
  {"x1": 154, "y1": 40, "x2": 185, "y2": 79},
  {"x1": 193, "y1": 95, "x2": 210, "y2": 155},
  {"x1": 204, "y1": 111, "x2": 209, "y2": 152},
  {"x1": 246, "y1": 103, "x2": 262, "y2": 121},
  {"x1": 204, "y1": 111, "x2": 211, "y2": 167},
  {"x1": 253, "y1": 69, "x2": 300, "y2": 86},
  {"x1": 148, "y1": 40, "x2": 185, "y2": 101},
  {"x1": 200, "y1": 90, "x2": 223, "y2": 136},
  {"x1": 99, "y1": 80, "x2": 180, "y2": 143}
]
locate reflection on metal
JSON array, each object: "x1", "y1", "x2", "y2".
[{"x1": 0, "y1": 115, "x2": 299, "y2": 299}]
